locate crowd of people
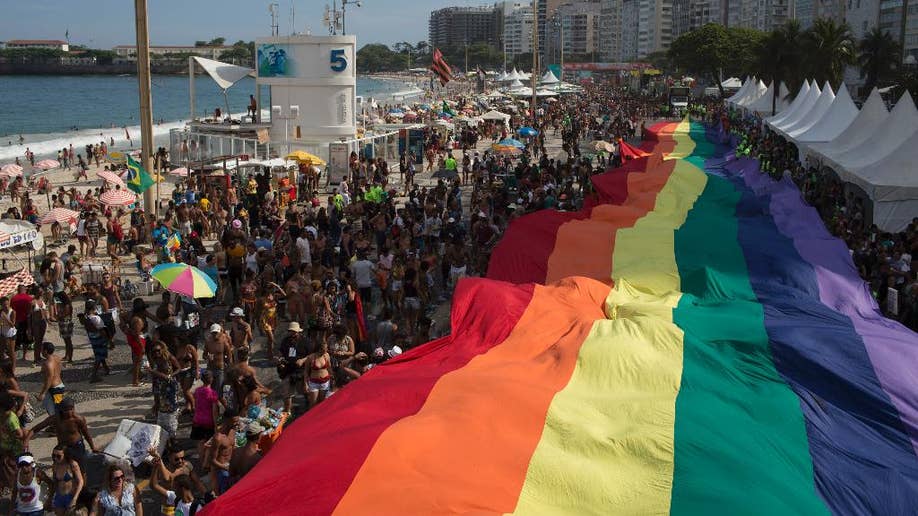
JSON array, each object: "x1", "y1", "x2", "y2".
[
  {"x1": 0, "y1": 80, "x2": 682, "y2": 514},
  {"x1": 708, "y1": 102, "x2": 918, "y2": 330}
]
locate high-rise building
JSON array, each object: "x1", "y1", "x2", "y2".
[
  {"x1": 504, "y1": 4, "x2": 535, "y2": 58},
  {"x1": 557, "y1": 1, "x2": 604, "y2": 58},
  {"x1": 428, "y1": 6, "x2": 503, "y2": 51},
  {"x1": 724, "y1": 0, "x2": 792, "y2": 31},
  {"x1": 636, "y1": 0, "x2": 674, "y2": 57},
  {"x1": 621, "y1": 0, "x2": 641, "y2": 59},
  {"x1": 845, "y1": 0, "x2": 880, "y2": 40},
  {"x1": 537, "y1": 0, "x2": 567, "y2": 59},
  {"x1": 599, "y1": 0, "x2": 623, "y2": 60}
]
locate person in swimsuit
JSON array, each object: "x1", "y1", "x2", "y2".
[
  {"x1": 258, "y1": 288, "x2": 284, "y2": 357},
  {"x1": 48, "y1": 444, "x2": 84, "y2": 516},
  {"x1": 0, "y1": 297, "x2": 16, "y2": 376},
  {"x1": 122, "y1": 298, "x2": 150, "y2": 387},
  {"x1": 239, "y1": 270, "x2": 258, "y2": 325},
  {"x1": 296, "y1": 338, "x2": 332, "y2": 409},
  {"x1": 99, "y1": 273, "x2": 122, "y2": 349}
]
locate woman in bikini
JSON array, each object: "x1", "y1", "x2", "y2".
[
  {"x1": 258, "y1": 287, "x2": 285, "y2": 358},
  {"x1": 297, "y1": 338, "x2": 332, "y2": 409},
  {"x1": 48, "y1": 444, "x2": 83, "y2": 516}
]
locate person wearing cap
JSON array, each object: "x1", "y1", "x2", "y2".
[
  {"x1": 277, "y1": 322, "x2": 308, "y2": 413},
  {"x1": 204, "y1": 323, "x2": 233, "y2": 398},
  {"x1": 12, "y1": 453, "x2": 49, "y2": 516},
  {"x1": 31, "y1": 397, "x2": 98, "y2": 469},
  {"x1": 228, "y1": 305, "x2": 253, "y2": 352}
]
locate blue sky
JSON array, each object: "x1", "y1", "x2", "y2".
[{"x1": 0, "y1": 0, "x2": 483, "y2": 48}]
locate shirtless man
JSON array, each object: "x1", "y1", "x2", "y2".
[
  {"x1": 283, "y1": 269, "x2": 308, "y2": 326},
  {"x1": 446, "y1": 241, "x2": 468, "y2": 292},
  {"x1": 204, "y1": 324, "x2": 233, "y2": 400},
  {"x1": 229, "y1": 423, "x2": 263, "y2": 485},
  {"x1": 206, "y1": 408, "x2": 238, "y2": 494},
  {"x1": 32, "y1": 398, "x2": 98, "y2": 468},
  {"x1": 227, "y1": 347, "x2": 269, "y2": 411},
  {"x1": 37, "y1": 342, "x2": 65, "y2": 417},
  {"x1": 175, "y1": 341, "x2": 199, "y2": 413},
  {"x1": 228, "y1": 308, "x2": 253, "y2": 352}
]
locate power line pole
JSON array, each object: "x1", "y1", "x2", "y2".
[
  {"x1": 134, "y1": 0, "x2": 156, "y2": 219},
  {"x1": 531, "y1": 0, "x2": 538, "y2": 125}
]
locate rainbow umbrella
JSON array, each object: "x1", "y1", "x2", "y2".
[{"x1": 150, "y1": 263, "x2": 217, "y2": 298}]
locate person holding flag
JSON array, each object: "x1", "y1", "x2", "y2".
[{"x1": 430, "y1": 48, "x2": 452, "y2": 86}]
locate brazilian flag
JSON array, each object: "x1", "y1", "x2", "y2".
[{"x1": 125, "y1": 155, "x2": 155, "y2": 194}]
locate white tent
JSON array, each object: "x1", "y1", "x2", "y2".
[
  {"x1": 495, "y1": 71, "x2": 508, "y2": 82},
  {"x1": 480, "y1": 110, "x2": 512, "y2": 123},
  {"x1": 535, "y1": 88, "x2": 559, "y2": 97},
  {"x1": 509, "y1": 86, "x2": 534, "y2": 97},
  {"x1": 746, "y1": 82, "x2": 775, "y2": 113},
  {"x1": 726, "y1": 77, "x2": 752, "y2": 104},
  {"x1": 766, "y1": 80, "x2": 811, "y2": 125},
  {"x1": 193, "y1": 57, "x2": 253, "y2": 90},
  {"x1": 540, "y1": 70, "x2": 560, "y2": 84},
  {"x1": 770, "y1": 81, "x2": 822, "y2": 131},
  {"x1": 721, "y1": 77, "x2": 742, "y2": 89},
  {"x1": 794, "y1": 85, "x2": 859, "y2": 144},
  {"x1": 825, "y1": 91, "x2": 918, "y2": 173},
  {"x1": 507, "y1": 78, "x2": 525, "y2": 90},
  {"x1": 843, "y1": 126, "x2": 918, "y2": 231},
  {"x1": 775, "y1": 82, "x2": 792, "y2": 112},
  {"x1": 808, "y1": 89, "x2": 888, "y2": 160},
  {"x1": 780, "y1": 82, "x2": 836, "y2": 138},
  {"x1": 736, "y1": 79, "x2": 767, "y2": 106},
  {"x1": 508, "y1": 69, "x2": 521, "y2": 81}
]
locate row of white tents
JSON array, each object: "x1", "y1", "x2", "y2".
[{"x1": 728, "y1": 77, "x2": 918, "y2": 232}]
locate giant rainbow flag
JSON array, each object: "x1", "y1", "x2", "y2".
[{"x1": 203, "y1": 120, "x2": 918, "y2": 515}]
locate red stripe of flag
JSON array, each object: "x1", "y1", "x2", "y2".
[{"x1": 431, "y1": 48, "x2": 452, "y2": 86}]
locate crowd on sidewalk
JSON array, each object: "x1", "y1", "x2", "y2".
[
  {"x1": 0, "y1": 81, "x2": 685, "y2": 514},
  {"x1": 709, "y1": 103, "x2": 918, "y2": 330}
]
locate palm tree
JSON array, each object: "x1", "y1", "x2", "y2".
[
  {"x1": 756, "y1": 21, "x2": 804, "y2": 115},
  {"x1": 858, "y1": 27, "x2": 902, "y2": 92},
  {"x1": 804, "y1": 19, "x2": 856, "y2": 85}
]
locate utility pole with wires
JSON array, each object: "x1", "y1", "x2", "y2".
[
  {"x1": 530, "y1": 0, "x2": 538, "y2": 125},
  {"x1": 133, "y1": 0, "x2": 156, "y2": 219}
]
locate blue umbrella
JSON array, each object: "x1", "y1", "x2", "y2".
[
  {"x1": 518, "y1": 127, "x2": 539, "y2": 137},
  {"x1": 497, "y1": 138, "x2": 525, "y2": 149}
]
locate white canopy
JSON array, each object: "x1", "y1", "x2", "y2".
[
  {"x1": 509, "y1": 86, "x2": 534, "y2": 97},
  {"x1": 480, "y1": 110, "x2": 511, "y2": 123},
  {"x1": 0, "y1": 219, "x2": 42, "y2": 251},
  {"x1": 825, "y1": 91, "x2": 918, "y2": 173},
  {"x1": 495, "y1": 71, "x2": 508, "y2": 81},
  {"x1": 770, "y1": 81, "x2": 822, "y2": 131},
  {"x1": 747, "y1": 82, "x2": 775, "y2": 113},
  {"x1": 794, "y1": 85, "x2": 858, "y2": 144},
  {"x1": 193, "y1": 57, "x2": 253, "y2": 90},
  {"x1": 721, "y1": 77, "x2": 742, "y2": 89},
  {"x1": 535, "y1": 88, "x2": 559, "y2": 97},
  {"x1": 507, "y1": 79, "x2": 525, "y2": 90},
  {"x1": 808, "y1": 89, "x2": 888, "y2": 160},
  {"x1": 736, "y1": 79, "x2": 767, "y2": 107},
  {"x1": 508, "y1": 69, "x2": 521, "y2": 81},
  {"x1": 540, "y1": 70, "x2": 560, "y2": 84},
  {"x1": 781, "y1": 82, "x2": 836, "y2": 138},
  {"x1": 766, "y1": 80, "x2": 811, "y2": 125},
  {"x1": 726, "y1": 77, "x2": 752, "y2": 104}
]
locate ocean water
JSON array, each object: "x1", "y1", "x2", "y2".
[{"x1": 0, "y1": 75, "x2": 421, "y2": 161}]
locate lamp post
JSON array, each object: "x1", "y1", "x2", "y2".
[{"x1": 341, "y1": 0, "x2": 362, "y2": 36}]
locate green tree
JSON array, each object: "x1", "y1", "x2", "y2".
[
  {"x1": 356, "y1": 43, "x2": 398, "y2": 73},
  {"x1": 858, "y1": 27, "x2": 902, "y2": 92},
  {"x1": 669, "y1": 24, "x2": 733, "y2": 95},
  {"x1": 756, "y1": 21, "x2": 804, "y2": 115},
  {"x1": 803, "y1": 19, "x2": 855, "y2": 85},
  {"x1": 208, "y1": 37, "x2": 226, "y2": 47}
]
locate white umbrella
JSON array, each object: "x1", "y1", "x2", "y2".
[
  {"x1": 169, "y1": 167, "x2": 189, "y2": 177},
  {"x1": 100, "y1": 189, "x2": 137, "y2": 206},
  {"x1": 35, "y1": 159, "x2": 59, "y2": 170},
  {"x1": 0, "y1": 164, "x2": 23, "y2": 177}
]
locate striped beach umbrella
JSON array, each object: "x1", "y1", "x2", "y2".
[
  {"x1": 151, "y1": 263, "x2": 217, "y2": 299},
  {"x1": 169, "y1": 167, "x2": 189, "y2": 177},
  {"x1": 0, "y1": 164, "x2": 23, "y2": 177},
  {"x1": 40, "y1": 208, "x2": 80, "y2": 226},
  {"x1": 35, "y1": 159, "x2": 59, "y2": 170},
  {"x1": 97, "y1": 170, "x2": 125, "y2": 186},
  {"x1": 100, "y1": 189, "x2": 136, "y2": 206}
]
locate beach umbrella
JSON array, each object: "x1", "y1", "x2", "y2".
[
  {"x1": 496, "y1": 138, "x2": 525, "y2": 149},
  {"x1": 40, "y1": 208, "x2": 80, "y2": 226},
  {"x1": 590, "y1": 140, "x2": 616, "y2": 153},
  {"x1": 150, "y1": 262, "x2": 218, "y2": 299},
  {"x1": 491, "y1": 143, "x2": 522, "y2": 155},
  {"x1": 107, "y1": 151, "x2": 127, "y2": 164},
  {"x1": 0, "y1": 164, "x2": 23, "y2": 177},
  {"x1": 518, "y1": 127, "x2": 539, "y2": 137},
  {"x1": 169, "y1": 167, "x2": 189, "y2": 177},
  {"x1": 100, "y1": 189, "x2": 136, "y2": 206},
  {"x1": 96, "y1": 170, "x2": 125, "y2": 186},
  {"x1": 544, "y1": 97, "x2": 559, "y2": 103},
  {"x1": 286, "y1": 151, "x2": 326, "y2": 166},
  {"x1": 35, "y1": 159, "x2": 59, "y2": 170}
]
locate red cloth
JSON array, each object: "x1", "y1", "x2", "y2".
[
  {"x1": 618, "y1": 139, "x2": 652, "y2": 161},
  {"x1": 200, "y1": 279, "x2": 535, "y2": 516}
]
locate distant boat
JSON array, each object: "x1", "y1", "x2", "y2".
[{"x1": 118, "y1": 74, "x2": 131, "y2": 77}]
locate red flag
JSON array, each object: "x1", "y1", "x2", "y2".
[
  {"x1": 618, "y1": 138, "x2": 652, "y2": 161},
  {"x1": 430, "y1": 48, "x2": 452, "y2": 86}
]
